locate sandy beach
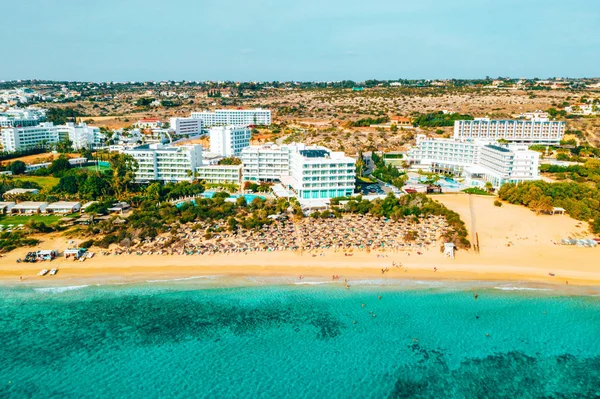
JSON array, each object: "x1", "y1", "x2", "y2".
[{"x1": 1, "y1": 194, "x2": 598, "y2": 286}]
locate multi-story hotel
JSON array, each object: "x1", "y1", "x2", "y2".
[
  {"x1": 241, "y1": 143, "x2": 356, "y2": 199},
  {"x1": 169, "y1": 117, "x2": 203, "y2": 136},
  {"x1": 61, "y1": 123, "x2": 105, "y2": 150},
  {"x1": 407, "y1": 135, "x2": 480, "y2": 174},
  {"x1": 191, "y1": 108, "x2": 271, "y2": 127},
  {"x1": 0, "y1": 122, "x2": 104, "y2": 151},
  {"x1": 124, "y1": 144, "x2": 203, "y2": 183},
  {"x1": 473, "y1": 144, "x2": 540, "y2": 187},
  {"x1": 407, "y1": 134, "x2": 540, "y2": 188},
  {"x1": 241, "y1": 144, "x2": 292, "y2": 182},
  {"x1": 195, "y1": 164, "x2": 242, "y2": 185},
  {"x1": 0, "y1": 107, "x2": 46, "y2": 128},
  {"x1": 454, "y1": 118, "x2": 565, "y2": 144},
  {"x1": 1, "y1": 122, "x2": 60, "y2": 151},
  {"x1": 209, "y1": 126, "x2": 251, "y2": 157}
]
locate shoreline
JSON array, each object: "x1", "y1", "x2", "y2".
[
  {"x1": 1, "y1": 248, "x2": 600, "y2": 288},
  {"x1": 2, "y1": 194, "x2": 598, "y2": 289}
]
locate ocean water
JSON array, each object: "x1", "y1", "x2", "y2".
[{"x1": 2, "y1": 280, "x2": 600, "y2": 398}]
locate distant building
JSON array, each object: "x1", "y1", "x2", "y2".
[
  {"x1": 454, "y1": 118, "x2": 565, "y2": 145},
  {"x1": 124, "y1": 143, "x2": 203, "y2": 183},
  {"x1": 209, "y1": 126, "x2": 251, "y2": 157},
  {"x1": 191, "y1": 108, "x2": 271, "y2": 127},
  {"x1": 0, "y1": 107, "x2": 46, "y2": 127},
  {"x1": 136, "y1": 118, "x2": 163, "y2": 129},
  {"x1": 0, "y1": 122, "x2": 104, "y2": 151},
  {"x1": 565, "y1": 103, "x2": 597, "y2": 116},
  {"x1": 389, "y1": 116, "x2": 412, "y2": 127},
  {"x1": 169, "y1": 117, "x2": 203, "y2": 135}
]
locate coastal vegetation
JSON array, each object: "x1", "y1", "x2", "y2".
[
  {"x1": 411, "y1": 112, "x2": 473, "y2": 127},
  {"x1": 498, "y1": 181, "x2": 600, "y2": 233}
]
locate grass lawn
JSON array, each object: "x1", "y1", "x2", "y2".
[
  {"x1": 0, "y1": 213, "x2": 78, "y2": 227},
  {"x1": 14, "y1": 176, "x2": 60, "y2": 191}
]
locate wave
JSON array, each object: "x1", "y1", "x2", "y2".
[
  {"x1": 34, "y1": 285, "x2": 90, "y2": 294},
  {"x1": 145, "y1": 275, "x2": 220, "y2": 283},
  {"x1": 293, "y1": 281, "x2": 337, "y2": 285},
  {"x1": 493, "y1": 286, "x2": 553, "y2": 292}
]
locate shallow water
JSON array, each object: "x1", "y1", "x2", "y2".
[{"x1": 1, "y1": 281, "x2": 600, "y2": 398}]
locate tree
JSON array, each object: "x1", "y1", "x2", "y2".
[
  {"x1": 7, "y1": 161, "x2": 26, "y2": 175},
  {"x1": 355, "y1": 150, "x2": 365, "y2": 177},
  {"x1": 109, "y1": 153, "x2": 138, "y2": 198},
  {"x1": 55, "y1": 139, "x2": 74, "y2": 153},
  {"x1": 48, "y1": 155, "x2": 71, "y2": 177},
  {"x1": 218, "y1": 157, "x2": 242, "y2": 165},
  {"x1": 485, "y1": 182, "x2": 493, "y2": 193},
  {"x1": 530, "y1": 196, "x2": 553, "y2": 215}
]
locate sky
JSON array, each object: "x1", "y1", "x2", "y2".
[{"x1": 1, "y1": 0, "x2": 599, "y2": 82}]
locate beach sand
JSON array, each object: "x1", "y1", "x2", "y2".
[{"x1": 1, "y1": 195, "x2": 597, "y2": 286}]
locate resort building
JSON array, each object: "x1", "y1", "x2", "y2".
[
  {"x1": 0, "y1": 202, "x2": 15, "y2": 213},
  {"x1": 195, "y1": 164, "x2": 242, "y2": 185},
  {"x1": 191, "y1": 108, "x2": 271, "y2": 127},
  {"x1": 11, "y1": 201, "x2": 48, "y2": 214},
  {"x1": 3, "y1": 188, "x2": 39, "y2": 198},
  {"x1": 209, "y1": 126, "x2": 251, "y2": 157},
  {"x1": 45, "y1": 201, "x2": 81, "y2": 214},
  {"x1": 169, "y1": 117, "x2": 203, "y2": 136},
  {"x1": 467, "y1": 144, "x2": 540, "y2": 187},
  {"x1": 62, "y1": 123, "x2": 106, "y2": 150},
  {"x1": 0, "y1": 122, "x2": 104, "y2": 151},
  {"x1": 241, "y1": 143, "x2": 356, "y2": 199},
  {"x1": 124, "y1": 143, "x2": 203, "y2": 183},
  {"x1": 1, "y1": 122, "x2": 60, "y2": 151},
  {"x1": 241, "y1": 144, "x2": 295, "y2": 182},
  {"x1": 453, "y1": 118, "x2": 565, "y2": 144},
  {"x1": 0, "y1": 107, "x2": 46, "y2": 127},
  {"x1": 407, "y1": 134, "x2": 540, "y2": 188},
  {"x1": 407, "y1": 135, "x2": 480, "y2": 175}
]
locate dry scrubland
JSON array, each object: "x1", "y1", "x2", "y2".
[{"x1": 70, "y1": 87, "x2": 600, "y2": 154}]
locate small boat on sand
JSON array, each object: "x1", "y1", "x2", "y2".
[
  {"x1": 38, "y1": 269, "x2": 49, "y2": 276},
  {"x1": 49, "y1": 269, "x2": 58, "y2": 276}
]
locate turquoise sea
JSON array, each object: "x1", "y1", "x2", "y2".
[{"x1": 2, "y1": 279, "x2": 600, "y2": 398}]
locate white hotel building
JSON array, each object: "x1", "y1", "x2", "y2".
[
  {"x1": 209, "y1": 126, "x2": 251, "y2": 157},
  {"x1": 191, "y1": 108, "x2": 271, "y2": 127},
  {"x1": 169, "y1": 117, "x2": 203, "y2": 136},
  {"x1": 241, "y1": 143, "x2": 356, "y2": 199},
  {"x1": 407, "y1": 134, "x2": 540, "y2": 188},
  {"x1": 0, "y1": 108, "x2": 46, "y2": 128},
  {"x1": 1, "y1": 122, "x2": 105, "y2": 151},
  {"x1": 454, "y1": 118, "x2": 565, "y2": 145},
  {"x1": 124, "y1": 144, "x2": 203, "y2": 183}
]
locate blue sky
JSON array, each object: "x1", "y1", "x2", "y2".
[{"x1": 1, "y1": 0, "x2": 598, "y2": 81}]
